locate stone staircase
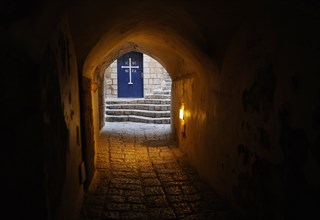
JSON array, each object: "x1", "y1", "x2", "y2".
[{"x1": 105, "y1": 74, "x2": 172, "y2": 124}]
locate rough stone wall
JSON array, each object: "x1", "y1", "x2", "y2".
[
  {"x1": 104, "y1": 61, "x2": 118, "y2": 97},
  {"x1": 0, "y1": 2, "x2": 84, "y2": 219},
  {"x1": 143, "y1": 54, "x2": 168, "y2": 95},
  {"x1": 80, "y1": 77, "x2": 96, "y2": 191},
  {"x1": 104, "y1": 54, "x2": 168, "y2": 98},
  {"x1": 94, "y1": 67, "x2": 105, "y2": 129},
  {"x1": 41, "y1": 19, "x2": 84, "y2": 220},
  {"x1": 174, "y1": 7, "x2": 320, "y2": 220}
]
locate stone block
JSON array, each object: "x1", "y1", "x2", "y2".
[
  {"x1": 154, "y1": 79, "x2": 160, "y2": 84},
  {"x1": 154, "y1": 68, "x2": 161, "y2": 74},
  {"x1": 106, "y1": 79, "x2": 112, "y2": 84},
  {"x1": 110, "y1": 61, "x2": 117, "y2": 67},
  {"x1": 144, "y1": 55, "x2": 151, "y2": 62},
  {"x1": 143, "y1": 73, "x2": 151, "y2": 79}
]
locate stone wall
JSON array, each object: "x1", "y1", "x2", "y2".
[
  {"x1": 104, "y1": 54, "x2": 169, "y2": 98},
  {"x1": 42, "y1": 19, "x2": 84, "y2": 220},
  {"x1": 1, "y1": 4, "x2": 84, "y2": 220},
  {"x1": 104, "y1": 61, "x2": 117, "y2": 97},
  {"x1": 174, "y1": 13, "x2": 320, "y2": 220}
]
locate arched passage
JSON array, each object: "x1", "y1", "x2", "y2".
[
  {"x1": 2, "y1": 0, "x2": 320, "y2": 219},
  {"x1": 70, "y1": 0, "x2": 220, "y2": 191},
  {"x1": 79, "y1": 29, "x2": 211, "y2": 190},
  {"x1": 69, "y1": 1, "x2": 320, "y2": 219}
]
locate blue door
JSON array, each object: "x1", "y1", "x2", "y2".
[{"x1": 117, "y1": 52, "x2": 143, "y2": 98}]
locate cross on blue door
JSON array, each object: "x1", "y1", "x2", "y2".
[{"x1": 117, "y1": 52, "x2": 143, "y2": 98}]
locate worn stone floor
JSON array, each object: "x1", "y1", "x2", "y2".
[{"x1": 80, "y1": 122, "x2": 236, "y2": 220}]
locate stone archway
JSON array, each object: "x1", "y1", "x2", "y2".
[
  {"x1": 71, "y1": 1, "x2": 239, "y2": 216},
  {"x1": 79, "y1": 30, "x2": 210, "y2": 189},
  {"x1": 77, "y1": 23, "x2": 210, "y2": 190}
]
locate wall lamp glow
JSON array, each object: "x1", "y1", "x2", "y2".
[
  {"x1": 179, "y1": 103, "x2": 185, "y2": 120},
  {"x1": 179, "y1": 104, "x2": 186, "y2": 138},
  {"x1": 179, "y1": 108, "x2": 184, "y2": 120}
]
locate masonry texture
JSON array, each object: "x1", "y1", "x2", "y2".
[{"x1": 81, "y1": 122, "x2": 235, "y2": 219}]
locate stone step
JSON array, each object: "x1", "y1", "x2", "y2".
[
  {"x1": 153, "y1": 89, "x2": 171, "y2": 95},
  {"x1": 106, "y1": 115, "x2": 170, "y2": 124},
  {"x1": 106, "y1": 109, "x2": 171, "y2": 118},
  {"x1": 106, "y1": 98, "x2": 171, "y2": 105},
  {"x1": 106, "y1": 103, "x2": 170, "y2": 111},
  {"x1": 145, "y1": 94, "x2": 171, "y2": 99},
  {"x1": 105, "y1": 95, "x2": 171, "y2": 124},
  {"x1": 163, "y1": 86, "x2": 171, "y2": 90}
]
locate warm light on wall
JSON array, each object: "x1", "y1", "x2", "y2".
[
  {"x1": 179, "y1": 108, "x2": 184, "y2": 120},
  {"x1": 180, "y1": 104, "x2": 186, "y2": 138}
]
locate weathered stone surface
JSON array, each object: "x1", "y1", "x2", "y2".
[{"x1": 80, "y1": 122, "x2": 233, "y2": 219}]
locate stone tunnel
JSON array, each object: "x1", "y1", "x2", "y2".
[{"x1": 1, "y1": 0, "x2": 320, "y2": 219}]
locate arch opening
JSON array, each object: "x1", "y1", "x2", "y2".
[
  {"x1": 79, "y1": 29, "x2": 205, "y2": 191},
  {"x1": 75, "y1": 2, "x2": 217, "y2": 199}
]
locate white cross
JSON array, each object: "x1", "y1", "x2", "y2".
[{"x1": 121, "y1": 58, "x2": 139, "y2": 85}]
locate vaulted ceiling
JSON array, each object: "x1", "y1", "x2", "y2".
[{"x1": 68, "y1": 0, "x2": 264, "y2": 79}]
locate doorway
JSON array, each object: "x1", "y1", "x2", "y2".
[{"x1": 117, "y1": 52, "x2": 144, "y2": 98}]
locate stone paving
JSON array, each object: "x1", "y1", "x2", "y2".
[{"x1": 80, "y1": 122, "x2": 236, "y2": 220}]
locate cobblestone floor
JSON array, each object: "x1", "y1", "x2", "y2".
[{"x1": 80, "y1": 122, "x2": 236, "y2": 220}]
